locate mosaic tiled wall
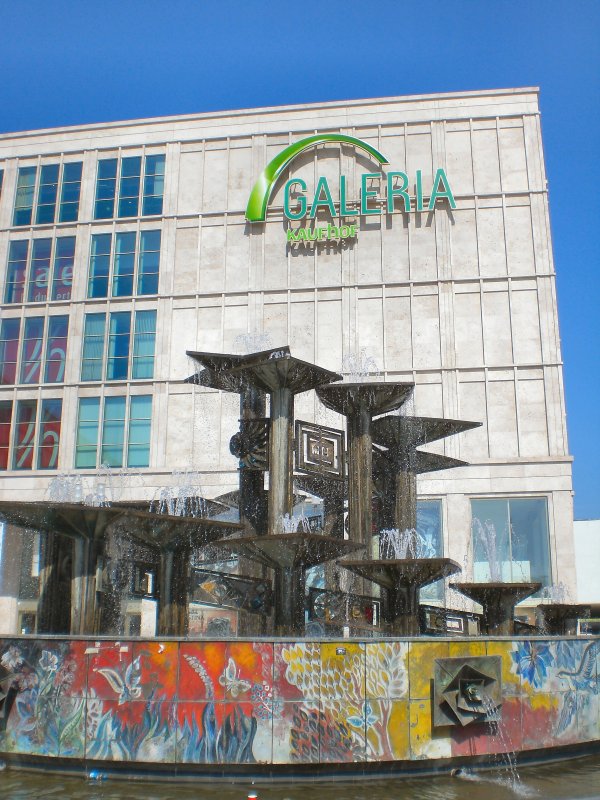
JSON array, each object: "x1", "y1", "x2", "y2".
[{"x1": 0, "y1": 637, "x2": 598, "y2": 767}]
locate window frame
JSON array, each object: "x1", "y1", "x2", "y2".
[
  {"x1": 80, "y1": 308, "x2": 157, "y2": 383},
  {"x1": 94, "y1": 153, "x2": 165, "y2": 221},
  {"x1": 12, "y1": 161, "x2": 83, "y2": 227},
  {"x1": 87, "y1": 228, "x2": 161, "y2": 299},
  {"x1": 4, "y1": 236, "x2": 76, "y2": 305},
  {"x1": 74, "y1": 394, "x2": 152, "y2": 469}
]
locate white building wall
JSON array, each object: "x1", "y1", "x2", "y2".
[
  {"x1": 0, "y1": 88, "x2": 575, "y2": 595},
  {"x1": 574, "y1": 520, "x2": 600, "y2": 603}
]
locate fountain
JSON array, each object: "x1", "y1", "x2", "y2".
[{"x1": 0, "y1": 344, "x2": 596, "y2": 780}]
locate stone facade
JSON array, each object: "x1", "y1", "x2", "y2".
[{"x1": 0, "y1": 88, "x2": 574, "y2": 610}]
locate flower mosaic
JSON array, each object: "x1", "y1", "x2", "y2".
[{"x1": 0, "y1": 635, "x2": 598, "y2": 769}]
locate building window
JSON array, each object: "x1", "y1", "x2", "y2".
[
  {"x1": 0, "y1": 401, "x2": 12, "y2": 469},
  {"x1": 10, "y1": 398, "x2": 63, "y2": 470},
  {"x1": 0, "y1": 319, "x2": 21, "y2": 384},
  {"x1": 75, "y1": 394, "x2": 152, "y2": 468},
  {"x1": 417, "y1": 500, "x2": 443, "y2": 601},
  {"x1": 0, "y1": 168, "x2": 4, "y2": 199},
  {"x1": 81, "y1": 310, "x2": 156, "y2": 382},
  {"x1": 471, "y1": 497, "x2": 551, "y2": 589},
  {"x1": 88, "y1": 230, "x2": 160, "y2": 299},
  {"x1": 4, "y1": 237, "x2": 75, "y2": 304},
  {"x1": 10, "y1": 315, "x2": 69, "y2": 386},
  {"x1": 12, "y1": 162, "x2": 82, "y2": 227},
  {"x1": 94, "y1": 155, "x2": 165, "y2": 220}
]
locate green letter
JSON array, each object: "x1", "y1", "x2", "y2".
[
  {"x1": 415, "y1": 170, "x2": 424, "y2": 212},
  {"x1": 284, "y1": 179, "x2": 307, "y2": 220},
  {"x1": 340, "y1": 175, "x2": 356, "y2": 217},
  {"x1": 286, "y1": 228, "x2": 299, "y2": 242},
  {"x1": 360, "y1": 173, "x2": 380, "y2": 215},
  {"x1": 386, "y1": 171, "x2": 411, "y2": 212},
  {"x1": 428, "y1": 168, "x2": 457, "y2": 210},
  {"x1": 309, "y1": 177, "x2": 336, "y2": 218}
]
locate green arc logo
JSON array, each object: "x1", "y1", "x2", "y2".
[{"x1": 245, "y1": 134, "x2": 389, "y2": 222}]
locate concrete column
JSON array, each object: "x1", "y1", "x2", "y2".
[{"x1": 267, "y1": 387, "x2": 293, "y2": 536}]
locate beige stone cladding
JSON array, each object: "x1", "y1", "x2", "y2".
[{"x1": 0, "y1": 88, "x2": 574, "y2": 597}]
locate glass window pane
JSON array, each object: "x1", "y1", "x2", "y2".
[
  {"x1": 81, "y1": 313, "x2": 106, "y2": 381},
  {"x1": 38, "y1": 399, "x2": 62, "y2": 469},
  {"x1": 88, "y1": 233, "x2": 111, "y2": 298},
  {"x1": 112, "y1": 232, "x2": 136, "y2": 296},
  {"x1": 118, "y1": 157, "x2": 141, "y2": 218},
  {"x1": 59, "y1": 161, "x2": 82, "y2": 223},
  {"x1": 35, "y1": 164, "x2": 59, "y2": 224},
  {"x1": 101, "y1": 396, "x2": 126, "y2": 467},
  {"x1": 27, "y1": 238, "x2": 52, "y2": 302},
  {"x1": 471, "y1": 499, "x2": 512, "y2": 582},
  {"x1": 51, "y1": 236, "x2": 75, "y2": 301},
  {"x1": 142, "y1": 154, "x2": 165, "y2": 216},
  {"x1": 132, "y1": 310, "x2": 156, "y2": 379},
  {"x1": 138, "y1": 230, "x2": 161, "y2": 294},
  {"x1": 0, "y1": 401, "x2": 13, "y2": 470},
  {"x1": 20, "y1": 317, "x2": 44, "y2": 384},
  {"x1": 45, "y1": 316, "x2": 69, "y2": 383},
  {"x1": 75, "y1": 397, "x2": 100, "y2": 468},
  {"x1": 13, "y1": 166, "x2": 36, "y2": 226},
  {"x1": 0, "y1": 319, "x2": 21, "y2": 385},
  {"x1": 417, "y1": 500, "x2": 444, "y2": 601},
  {"x1": 13, "y1": 399, "x2": 37, "y2": 470},
  {"x1": 4, "y1": 241, "x2": 29, "y2": 303},
  {"x1": 509, "y1": 498, "x2": 551, "y2": 588},
  {"x1": 94, "y1": 159, "x2": 117, "y2": 219},
  {"x1": 128, "y1": 395, "x2": 151, "y2": 467},
  {"x1": 106, "y1": 312, "x2": 131, "y2": 380}
]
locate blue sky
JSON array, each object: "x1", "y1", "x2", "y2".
[{"x1": 1, "y1": 0, "x2": 598, "y2": 517}]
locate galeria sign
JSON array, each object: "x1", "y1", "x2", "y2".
[{"x1": 245, "y1": 134, "x2": 456, "y2": 241}]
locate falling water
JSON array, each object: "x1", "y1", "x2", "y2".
[
  {"x1": 379, "y1": 527, "x2": 429, "y2": 559},
  {"x1": 149, "y1": 468, "x2": 210, "y2": 517},
  {"x1": 233, "y1": 330, "x2": 273, "y2": 355},
  {"x1": 473, "y1": 518, "x2": 502, "y2": 582},
  {"x1": 341, "y1": 348, "x2": 380, "y2": 381}
]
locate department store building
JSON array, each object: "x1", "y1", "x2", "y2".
[{"x1": 0, "y1": 88, "x2": 574, "y2": 633}]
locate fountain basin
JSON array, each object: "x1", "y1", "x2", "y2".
[
  {"x1": 339, "y1": 558, "x2": 461, "y2": 635},
  {"x1": 451, "y1": 582, "x2": 541, "y2": 636},
  {"x1": 536, "y1": 603, "x2": 591, "y2": 635}
]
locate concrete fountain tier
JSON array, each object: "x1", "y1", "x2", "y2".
[
  {"x1": 217, "y1": 533, "x2": 364, "y2": 635},
  {"x1": 339, "y1": 557, "x2": 461, "y2": 636},
  {"x1": 371, "y1": 415, "x2": 481, "y2": 532},
  {"x1": 450, "y1": 582, "x2": 542, "y2": 636},
  {"x1": 536, "y1": 603, "x2": 592, "y2": 635},
  {"x1": 0, "y1": 500, "x2": 244, "y2": 637},
  {"x1": 371, "y1": 415, "x2": 482, "y2": 452}
]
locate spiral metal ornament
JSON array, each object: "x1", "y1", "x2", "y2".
[{"x1": 229, "y1": 419, "x2": 270, "y2": 470}]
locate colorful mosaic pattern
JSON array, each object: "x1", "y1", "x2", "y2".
[{"x1": 0, "y1": 637, "x2": 598, "y2": 766}]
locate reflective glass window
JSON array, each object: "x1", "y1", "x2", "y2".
[
  {"x1": 128, "y1": 395, "x2": 152, "y2": 467},
  {"x1": 101, "y1": 396, "x2": 126, "y2": 466},
  {"x1": 20, "y1": 317, "x2": 44, "y2": 384},
  {"x1": 417, "y1": 500, "x2": 444, "y2": 601},
  {"x1": 118, "y1": 157, "x2": 142, "y2": 218},
  {"x1": 37, "y1": 399, "x2": 62, "y2": 469},
  {"x1": 132, "y1": 310, "x2": 156, "y2": 379},
  {"x1": 137, "y1": 230, "x2": 161, "y2": 294},
  {"x1": 94, "y1": 158, "x2": 118, "y2": 219},
  {"x1": 75, "y1": 397, "x2": 100, "y2": 468},
  {"x1": 51, "y1": 237, "x2": 75, "y2": 301},
  {"x1": 112, "y1": 232, "x2": 136, "y2": 296},
  {"x1": 0, "y1": 401, "x2": 12, "y2": 469},
  {"x1": 27, "y1": 238, "x2": 52, "y2": 302},
  {"x1": 0, "y1": 169, "x2": 4, "y2": 199},
  {"x1": 0, "y1": 319, "x2": 21, "y2": 385},
  {"x1": 142, "y1": 155, "x2": 165, "y2": 216},
  {"x1": 35, "y1": 164, "x2": 59, "y2": 225},
  {"x1": 81, "y1": 313, "x2": 106, "y2": 381},
  {"x1": 13, "y1": 167, "x2": 37, "y2": 226},
  {"x1": 5, "y1": 241, "x2": 29, "y2": 303},
  {"x1": 88, "y1": 234, "x2": 111, "y2": 298},
  {"x1": 59, "y1": 162, "x2": 83, "y2": 222},
  {"x1": 45, "y1": 316, "x2": 69, "y2": 383},
  {"x1": 471, "y1": 497, "x2": 550, "y2": 589},
  {"x1": 106, "y1": 312, "x2": 131, "y2": 380},
  {"x1": 13, "y1": 399, "x2": 37, "y2": 469}
]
